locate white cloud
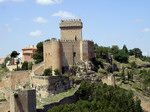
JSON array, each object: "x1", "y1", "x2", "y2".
[
  {"x1": 141, "y1": 28, "x2": 150, "y2": 32},
  {"x1": 36, "y1": 0, "x2": 63, "y2": 5},
  {"x1": 52, "y1": 10, "x2": 77, "y2": 19},
  {"x1": 33, "y1": 17, "x2": 48, "y2": 23},
  {"x1": 29, "y1": 30, "x2": 43, "y2": 37}
]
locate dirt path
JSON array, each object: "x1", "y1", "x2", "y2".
[
  {"x1": 140, "y1": 99, "x2": 150, "y2": 112},
  {"x1": 0, "y1": 101, "x2": 9, "y2": 112},
  {"x1": 133, "y1": 90, "x2": 150, "y2": 112}
]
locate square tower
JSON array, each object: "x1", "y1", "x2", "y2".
[
  {"x1": 10, "y1": 89, "x2": 36, "y2": 112},
  {"x1": 60, "y1": 19, "x2": 83, "y2": 41}
]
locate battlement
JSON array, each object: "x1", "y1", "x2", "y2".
[
  {"x1": 60, "y1": 39, "x2": 93, "y2": 43},
  {"x1": 60, "y1": 19, "x2": 83, "y2": 28},
  {"x1": 44, "y1": 38, "x2": 93, "y2": 43}
]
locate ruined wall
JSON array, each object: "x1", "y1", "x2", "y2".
[
  {"x1": 102, "y1": 75, "x2": 115, "y2": 86},
  {"x1": 31, "y1": 76, "x2": 70, "y2": 98},
  {"x1": 10, "y1": 89, "x2": 36, "y2": 112}
]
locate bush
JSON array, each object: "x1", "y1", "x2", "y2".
[
  {"x1": 130, "y1": 61, "x2": 137, "y2": 68},
  {"x1": 43, "y1": 68, "x2": 52, "y2": 76},
  {"x1": 21, "y1": 61, "x2": 28, "y2": 70},
  {"x1": 54, "y1": 69, "x2": 60, "y2": 75}
]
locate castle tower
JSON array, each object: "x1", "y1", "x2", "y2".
[
  {"x1": 43, "y1": 39, "x2": 62, "y2": 74},
  {"x1": 60, "y1": 19, "x2": 83, "y2": 41}
]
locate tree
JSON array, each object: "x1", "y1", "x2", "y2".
[
  {"x1": 111, "y1": 45, "x2": 119, "y2": 55},
  {"x1": 122, "y1": 45, "x2": 128, "y2": 54},
  {"x1": 48, "y1": 81, "x2": 143, "y2": 112},
  {"x1": 1, "y1": 56, "x2": 11, "y2": 68},
  {"x1": 113, "y1": 50, "x2": 129, "y2": 63},
  {"x1": 10, "y1": 51, "x2": 20, "y2": 70},
  {"x1": 129, "y1": 48, "x2": 143, "y2": 58},
  {"x1": 95, "y1": 46, "x2": 109, "y2": 59},
  {"x1": 10, "y1": 51, "x2": 20, "y2": 58},
  {"x1": 28, "y1": 62, "x2": 33, "y2": 70},
  {"x1": 94, "y1": 43, "x2": 99, "y2": 50},
  {"x1": 33, "y1": 42, "x2": 43, "y2": 64},
  {"x1": 21, "y1": 61, "x2": 28, "y2": 70}
]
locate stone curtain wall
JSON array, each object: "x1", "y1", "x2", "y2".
[
  {"x1": 42, "y1": 92, "x2": 78, "y2": 112},
  {"x1": 0, "y1": 71, "x2": 30, "y2": 90},
  {"x1": 31, "y1": 76, "x2": 70, "y2": 98},
  {"x1": 61, "y1": 41, "x2": 81, "y2": 67}
]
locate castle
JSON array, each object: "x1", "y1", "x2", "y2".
[
  {"x1": 43, "y1": 19, "x2": 95, "y2": 74},
  {"x1": 0, "y1": 19, "x2": 96, "y2": 112}
]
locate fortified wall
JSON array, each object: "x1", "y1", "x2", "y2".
[
  {"x1": 31, "y1": 76, "x2": 70, "y2": 98},
  {"x1": 0, "y1": 71, "x2": 30, "y2": 90}
]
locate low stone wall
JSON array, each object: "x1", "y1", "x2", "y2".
[
  {"x1": 31, "y1": 76, "x2": 70, "y2": 98},
  {"x1": 42, "y1": 92, "x2": 78, "y2": 112}
]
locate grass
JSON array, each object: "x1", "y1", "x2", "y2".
[
  {"x1": 0, "y1": 67, "x2": 8, "y2": 81},
  {"x1": 129, "y1": 56, "x2": 150, "y2": 65},
  {"x1": 37, "y1": 85, "x2": 80, "y2": 108}
]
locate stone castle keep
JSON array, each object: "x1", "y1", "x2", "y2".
[{"x1": 43, "y1": 19, "x2": 95, "y2": 73}]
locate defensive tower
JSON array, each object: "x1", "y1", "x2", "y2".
[
  {"x1": 43, "y1": 38, "x2": 62, "y2": 74},
  {"x1": 60, "y1": 19, "x2": 83, "y2": 41}
]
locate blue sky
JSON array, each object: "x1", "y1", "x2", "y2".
[{"x1": 0, "y1": 0, "x2": 150, "y2": 57}]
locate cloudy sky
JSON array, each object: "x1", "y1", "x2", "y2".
[{"x1": 0, "y1": 0, "x2": 150, "y2": 57}]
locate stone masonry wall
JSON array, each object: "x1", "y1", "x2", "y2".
[
  {"x1": 31, "y1": 76, "x2": 70, "y2": 98},
  {"x1": 60, "y1": 19, "x2": 83, "y2": 41},
  {"x1": 43, "y1": 40, "x2": 62, "y2": 73},
  {"x1": 0, "y1": 71, "x2": 30, "y2": 90},
  {"x1": 10, "y1": 89, "x2": 36, "y2": 112},
  {"x1": 61, "y1": 41, "x2": 81, "y2": 67}
]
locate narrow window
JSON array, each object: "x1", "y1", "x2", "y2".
[{"x1": 75, "y1": 36, "x2": 77, "y2": 41}]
